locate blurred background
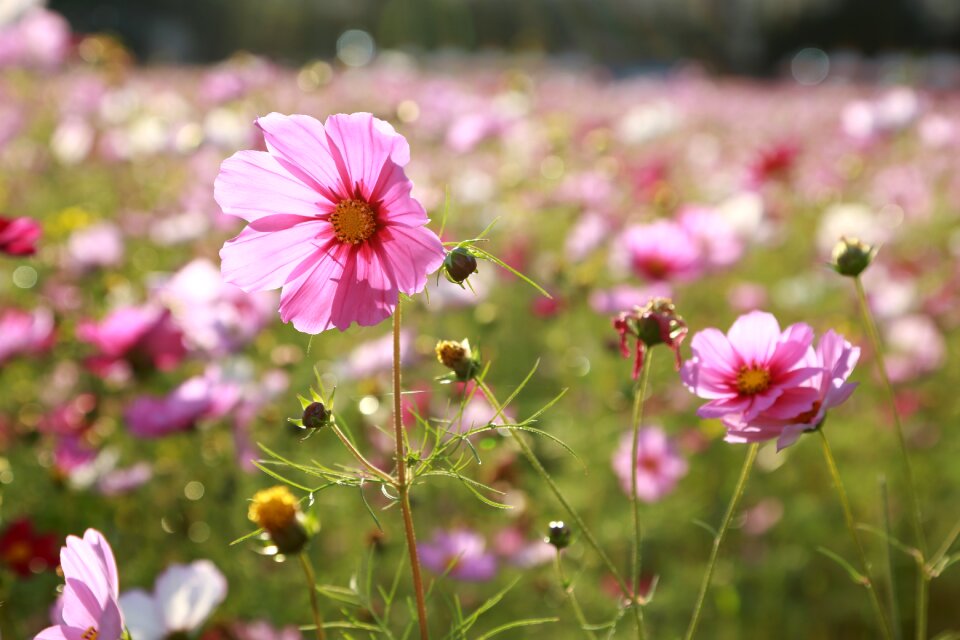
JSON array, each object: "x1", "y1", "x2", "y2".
[{"x1": 48, "y1": 0, "x2": 960, "y2": 76}]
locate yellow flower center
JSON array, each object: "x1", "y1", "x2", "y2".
[
  {"x1": 248, "y1": 485, "x2": 298, "y2": 533},
  {"x1": 82, "y1": 628, "x2": 98, "y2": 640},
  {"x1": 736, "y1": 366, "x2": 771, "y2": 395},
  {"x1": 329, "y1": 199, "x2": 376, "y2": 244},
  {"x1": 435, "y1": 340, "x2": 467, "y2": 369}
]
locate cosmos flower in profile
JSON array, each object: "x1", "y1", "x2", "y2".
[{"x1": 216, "y1": 112, "x2": 445, "y2": 334}]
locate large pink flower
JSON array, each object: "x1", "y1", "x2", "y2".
[
  {"x1": 724, "y1": 330, "x2": 860, "y2": 450},
  {"x1": 216, "y1": 112, "x2": 445, "y2": 333},
  {"x1": 681, "y1": 311, "x2": 820, "y2": 432}
]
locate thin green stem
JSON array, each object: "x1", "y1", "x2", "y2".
[
  {"x1": 556, "y1": 551, "x2": 598, "y2": 640},
  {"x1": 819, "y1": 430, "x2": 894, "y2": 640},
  {"x1": 881, "y1": 477, "x2": 902, "y2": 640},
  {"x1": 300, "y1": 552, "x2": 327, "y2": 640},
  {"x1": 684, "y1": 443, "x2": 758, "y2": 640},
  {"x1": 329, "y1": 423, "x2": 395, "y2": 484},
  {"x1": 477, "y1": 380, "x2": 639, "y2": 629},
  {"x1": 854, "y1": 276, "x2": 927, "y2": 639},
  {"x1": 628, "y1": 354, "x2": 653, "y2": 639},
  {"x1": 392, "y1": 307, "x2": 430, "y2": 640},
  {"x1": 930, "y1": 515, "x2": 960, "y2": 569}
]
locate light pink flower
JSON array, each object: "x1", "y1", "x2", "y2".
[
  {"x1": 0, "y1": 307, "x2": 54, "y2": 364},
  {"x1": 681, "y1": 311, "x2": 820, "y2": 429},
  {"x1": 216, "y1": 112, "x2": 445, "y2": 333},
  {"x1": 724, "y1": 330, "x2": 860, "y2": 450},
  {"x1": 611, "y1": 426, "x2": 688, "y2": 502},
  {"x1": 77, "y1": 305, "x2": 187, "y2": 377}
]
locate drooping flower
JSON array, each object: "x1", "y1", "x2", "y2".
[
  {"x1": 0, "y1": 214, "x2": 41, "y2": 256},
  {"x1": 681, "y1": 311, "x2": 820, "y2": 430},
  {"x1": 724, "y1": 330, "x2": 860, "y2": 450},
  {"x1": 613, "y1": 298, "x2": 688, "y2": 378},
  {"x1": 611, "y1": 426, "x2": 688, "y2": 502},
  {"x1": 216, "y1": 112, "x2": 445, "y2": 334},
  {"x1": 418, "y1": 529, "x2": 497, "y2": 581},
  {"x1": 119, "y1": 560, "x2": 227, "y2": 640},
  {"x1": 0, "y1": 517, "x2": 58, "y2": 578},
  {"x1": 35, "y1": 529, "x2": 125, "y2": 640}
]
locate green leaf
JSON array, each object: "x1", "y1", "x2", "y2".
[{"x1": 469, "y1": 245, "x2": 551, "y2": 298}]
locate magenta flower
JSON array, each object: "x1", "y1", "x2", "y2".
[
  {"x1": 681, "y1": 311, "x2": 820, "y2": 431},
  {"x1": 611, "y1": 426, "x2": 688, "y2": 502},
  {"x1": 36, "y1": 529, "x2": 125, "y2": 640},
  {"x1": 77, "y1": 305, "x2": 187, "y2": 378},
  {"x1": 125, "y1": 370, "x2": 239, "y2": 439},
  {"x1": 0, "y1": 214, "x2": 41, "y2": 256},
  {"x1": 0, "y1": 307, "x2": 54, "y2": 365},
  {"x1": 216, "y1": 112, "x2": 445, "y2": 333},
  {"x1": 418, "y1": 529, "x2": 498, "y2": 582},
  {"x1": 724, "y1": 330, "x2": 860, "y2": 450},
  {"x1": 617, "y1": 220, "x2": 701, "y2": 282}
]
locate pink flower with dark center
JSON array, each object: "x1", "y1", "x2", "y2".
[
  {"x1": 35, "y1": 529, "x2": 125, "y2": 640},
  {"x1": 680, "y1": 311, "x2": 820, "y2": 430},
  {"x1": 0, "y1": 215, "x2": 41, "y2": 256},
  {"x1": 77, "y1": 305, "x2": 187, "y2": 377},
  {"x1": 723, "y1": 330, "x2": 860, "y2": 450},
  {"x1": 611, "y1": 426, "x2": 688, "y2": 502},
  {"x1": 617, "y1": 220, "x2": 701, "y2": 282},
  {"x1": 216, "y1": 112, "x2": 445, "y2": 334}
]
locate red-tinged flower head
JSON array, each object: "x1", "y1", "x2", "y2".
[
  {"x1": 0, "y1": 518, "x2": 58, "y2": 578},
  {"x1": 215, "y1": 112, "x2": 445, "y2": 334},
  {"x1": 0, "y1": 215, "x2": 41, "y2": 256},
  {"x1": 613, "y1": 298, "x2": 688, "y2": 378}
]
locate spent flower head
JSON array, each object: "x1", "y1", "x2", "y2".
[
  {"x1": 613, "y1": 297, "x2": 688, "y2": 378},
  {"x1": 435, "y1": 338, "x2": 481, "y2": 382},
  {"x1": 248, "y1": 485, "x2": 309, "y2": 554},
  {"x1": 830, "y1": 236, "x2": 876, "y2": 277}
]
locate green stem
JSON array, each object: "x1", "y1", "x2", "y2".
[
  {"x1": 684, "y1": 443, "x2": 758, "y2": 640},
  {"x1": 299, "y1": 552, "x2": 327, "y2": 640},
  {"x1": 477, "y1": 380, "x2": 640, "y2": 630},
  {"x1": 628, "y1": 354, "x2": 653, "y2": 638},
  {"x1": 930, "y1": 515, "x2": 960, "y2": 569},
  {"x1": 556, "y1": 551, "x2": 598, "y2": 640},
  {"x1": 392, "y1": 306, "x2": 430, "y2": 640},
  {"x1": 329, "y1": 423, "x2": 395, "y2": 484},
  {"x1": 819, "y1": 430, "x2": 894, "y2": 640},
  {"x1": 854, "y1": 277, "x2": 927, "y2": 640},
  {"x1": 881, "y1": 477, "x2": 903, "y2": 640}
]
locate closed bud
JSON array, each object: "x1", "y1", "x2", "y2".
[
  {"x1": 248, "y1": 485, "x2": 309, "y2": 554},
  {"x1": 831, "y1": 237, "x2": 876, "y2": 277},
  {"x1": 443, "y1": 247, "x2": 478, "y2": 284},
  {"x1": 302, "y1": 401, "x2": 329, "y2": 431},
  {"x1": 546, "y1": 520, "x2": 571, "y2": 550}
]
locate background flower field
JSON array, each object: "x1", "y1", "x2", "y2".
[{"x1": 2, "y1": 5, "x2": 960, "y2": 638}]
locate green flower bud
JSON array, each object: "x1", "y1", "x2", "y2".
[
  {"x1": 831, "y1": 237, "x2": 876, "y2": 277},
  {"x1": 443, "y1": 247, "x2": 478, "y2": 284}
]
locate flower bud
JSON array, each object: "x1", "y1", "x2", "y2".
[
  {"x1": 435, "y1": 338, "x2": 480, "y2": 381},
  {"x1": 831, "y1": 237, "x2": 876, "y2": 277},
  {"x1": 443, "y1": 247, "x2": 478, "y2": 284},
  {"x1": 546, "y1": 520, "x2": 571, "y2": 550},
  {"x1": 248, "y1": 486, "x2": 309, "y2": 554},
  {"x1": 301, "y1": 401, "x2": 329, "y2": 431}
]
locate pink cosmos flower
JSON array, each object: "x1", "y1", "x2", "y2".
[
  {"x1": 0, "y1": 307, "x2": 54, "y2": 364},
  {"x1": 418, "y1": 529, "x2": 498, "y2": 581},
  {"x1": 616, "y1": 220, "x2": 701, "y2": 282},
  {"x1": 36, "y1": 529, "x2": 125, "y2": 640},
  {"x1": 680, "y1": 311, "x2": 820, "y2": 430},
  {"x1": 77, "y1": 305, "x2": 187, "y2": 378},
  {"x1": 120, "y1": 560, "x2": 227, "y2": 640},
  {"x1": 125, "y1": 370, "x2": 240, "y2": 439},
  {"x1": 0, "y1": 214, "x2": 41, "y2": 256},
  {"x1": 216, "y1": 112, "x2": 445, "y2": 333},
  {"x1": 611, "y1": 426, "x2": 688, "y2": 502},
  {"x1": 724, "y1": 330, "x2": 860, "y2": 450}
]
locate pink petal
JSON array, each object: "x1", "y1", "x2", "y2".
[
  {"x1": 727, "y1": 311, "x2": 781, "y2": 365},
  {"x1": 321, "y1": 112, "x2": 412, "y2": 199},
  {"x1": 35, "y1": 627, "x2": 85, "y2": 640},
  {"x1": 214, "y1": 150, "x2": 330, "y2": 222},
  {"x1": 277, "y1": 243, "x2": 356, "y2": 334},
  {"x1": 375, "y1": 225, "x2": 445, "y2": 295},
  {"x1": 256, "y1": 113, "x2": 348, "y2": 199},
  {"x1": 767, "y1": 323, "x2": 815, "y2": 373},
  {"x1": 220, "y1": 220, "x2": 329, "y2": 292},
  {"x1": 690, "y1": 328, "x2": 739, "y2": 374},
  {"x1": 757, "y1": 387, "x2": 819, "y2": 419}
]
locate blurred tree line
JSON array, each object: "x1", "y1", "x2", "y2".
[{"x1": 49, "y1": 0, "x2": 960, "y2": 73}]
